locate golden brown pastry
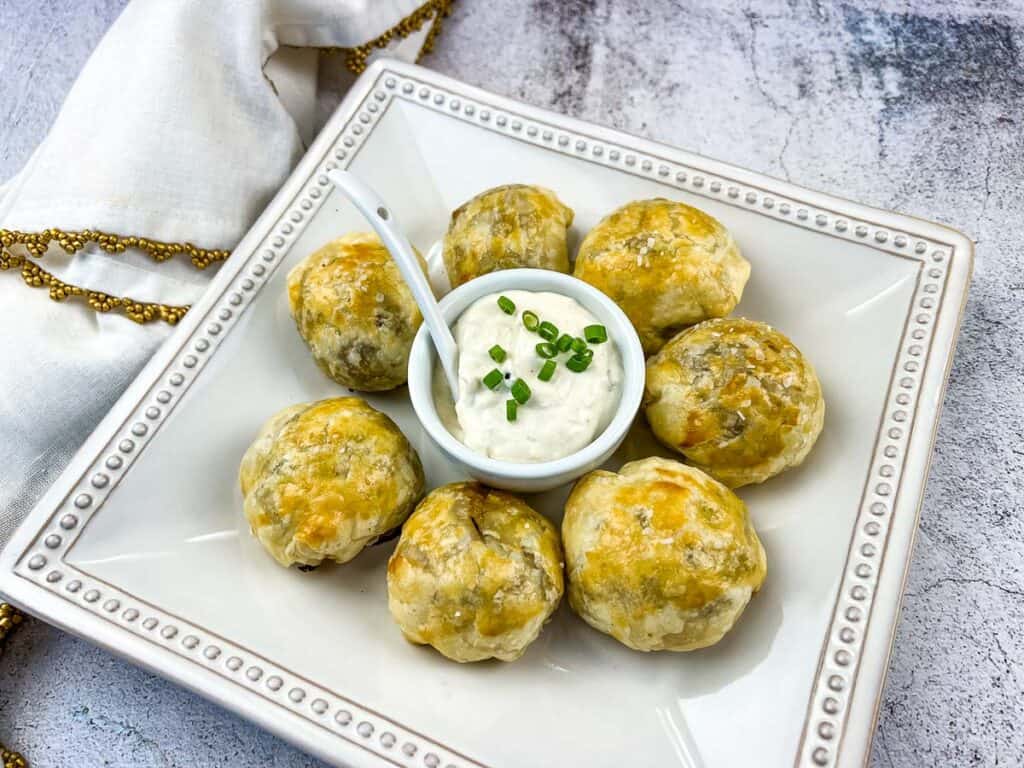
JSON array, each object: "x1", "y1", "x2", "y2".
[
  {"x1": 442, "y1": 184, "x2": 574, "y2": 287},
  {"x1": 287, "y1": 233, "x2": 424, "y2": 391},
  {"x1": 573, "y1": 198, "x2": 750, "y2": 354},
  {"x1": 239, "y1": 398, "x2": 424, "y2": 568},
  {"x1": 562, "y1": 457, "x2": 766, "y2": 651},
  {"x1": 387, "y1": 482, "x2": 564, "y2": 662},
  {"x1": 644, "y1": 317, "x2": 824, "y2": 487}
]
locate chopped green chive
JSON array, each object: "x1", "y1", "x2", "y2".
[
  {"x1": 584, "y1": 324, "x2": 608, "y2": 344},
  {"x1": 566, "y1": 354, "x2": 592, "y2": 373},
  {"x1": 538, "y1": 321, "x2": 559, "y2": 341},
  {"x1": 484, "y1": 307, "x2": 602, "y2": 412},
  {"x1": 535, "y1": 342, "x2": 557, "y2": 359},
  {"x1": 538, "y1": 360, "x2": 557, "y2": 381},
  {"x1": 510, "y1": 378, "x2": 531, "y2": 404},
  {"x1": 482, "y1": 369, "x2": 504, "y2": 390}
]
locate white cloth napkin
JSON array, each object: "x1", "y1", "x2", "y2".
[{"x1": 0, "y1": 0, "x2": 447, "y2": 547}]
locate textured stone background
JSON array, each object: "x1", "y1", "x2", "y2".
[{"x1": 2, "y1": 1, "x2": 1023, "y2": 766}]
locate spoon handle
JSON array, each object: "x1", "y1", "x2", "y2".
[{"x1": 326, "y1": 170, "x2": 460, "y2": 397}]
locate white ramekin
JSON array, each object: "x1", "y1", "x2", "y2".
[{"x1": 407, "y1": 269, "x2": 645, "y2": 493}]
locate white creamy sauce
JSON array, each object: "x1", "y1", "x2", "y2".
[{"x1": 434, "y1": 290, "x2": 622, "y2": 463}]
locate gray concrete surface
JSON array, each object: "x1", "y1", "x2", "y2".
[{"x1": 2, "y1": 0, "x2": 1023, "y2": 766}]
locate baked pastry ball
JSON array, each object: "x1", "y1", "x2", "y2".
[
  {"x1": 442, "y1": 184, "x2": 574, "y2": 288},
  {"x1": 644, "y1": 317, "x2": 824, "y2": 487},
  {"x1": 387, "y1": 482, "x2": 564, "y2": 662},
  {"x1": 287, "y1": 232, "x2": 425, "y2": 391},
  {"x1": 239, "y1": 397, "x2": 424, "y2": 568},
  {"x1": 563, "y1": 457, "x2": 766, "y2": 652},
  {"x1": 573, "y1": 198, "x2": 750, "y2": 354}
]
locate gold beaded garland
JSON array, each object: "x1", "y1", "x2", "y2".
[
  {"x1": 0, "y1": 226, "x2": 218, "y2": 324},
  {"x1": 322, "y1": 0, "x2": 454, "y2": 74},
  {"x1": 0, "y1": 602, "x2": 22, "y2": 644},
  {"x1": 0, "y1": 226, "x2": 226, "y2": 323},
  {"x1": 0, "y1": 228, "x2": 230, "y2": 269},
  {"x1": 0, "y1": 246, "x2": 190, "y2": 325},
  {"x1": 1, "y1": 603, "x2": 27, "y2": 768}
]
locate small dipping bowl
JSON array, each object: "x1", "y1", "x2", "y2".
[{"x1": 408, "y1": 268, "x2": 645, "y2": 493}]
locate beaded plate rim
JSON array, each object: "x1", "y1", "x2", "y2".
[{"x1": 0, "y1": 58, "x2": 973, "y2": 768}]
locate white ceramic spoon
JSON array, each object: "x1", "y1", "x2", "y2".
[{"x1": 326, "y1": 169, "x2": 460, "y2": 398}]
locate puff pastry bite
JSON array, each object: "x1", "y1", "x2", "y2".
[
  {"x1": 387, "y1": 482, "x2": 564, "y2": 662},
  {"x1": 287, "y1": 232, "x2": 425, "y2": 391},
  {"x1": 573, "y1": 198, "x2": 750, "y2": 354},
  {"x1": 562, "y1": 457, "x2": 766, "y2": 651},
  {"x1": 239, "y1": 398, "x2": 424, "y2": 568},
  {"x1": 644, "y1": 317, "x2": 824, "y2": 487},
  {"x1": 442, "y1": 184, "x2": 574, "y2": 288}
]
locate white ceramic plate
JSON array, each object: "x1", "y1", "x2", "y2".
[{"x1": 0, "y1": 59, "x2": 972, "y2": 768}]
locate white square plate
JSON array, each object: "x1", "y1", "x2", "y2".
[{"x1": 0, "y1": 59, "x2": 971, "y2": 768}]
